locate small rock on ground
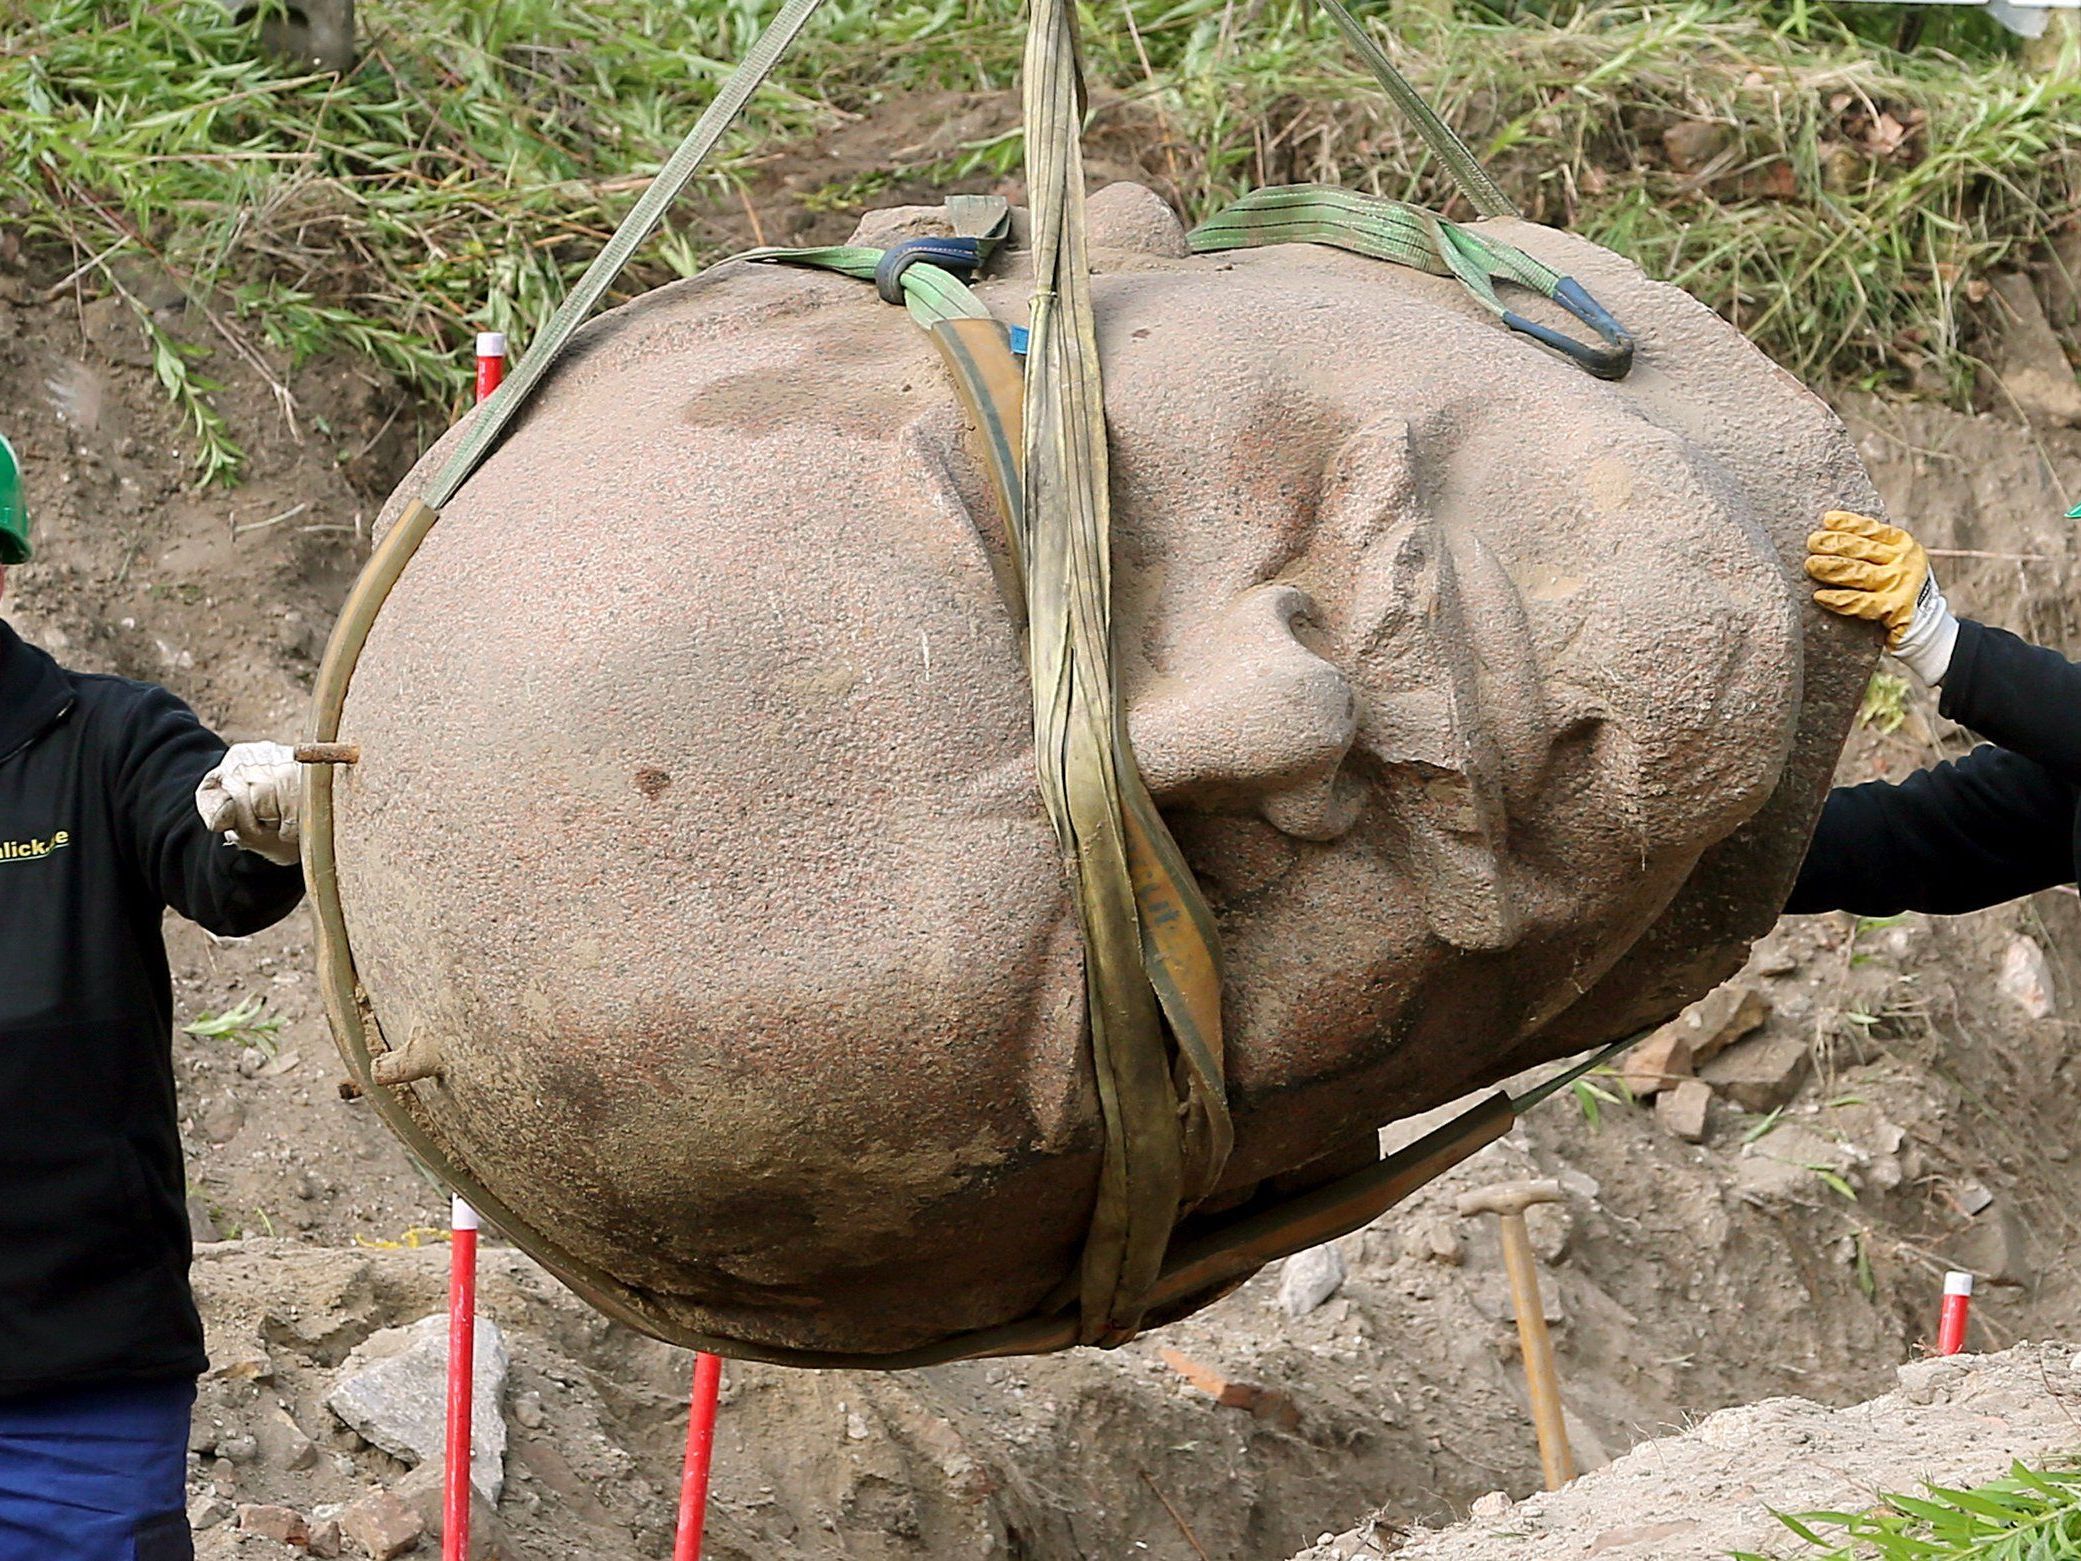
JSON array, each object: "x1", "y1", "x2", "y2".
[
  {"x1": 1656, "y1": 1079, "x2": 1713, "y2": 1144},
  {"x1": 1618, "y1": 1028, "x2": 1693, "y2": 1099},
  {"x1": 1279, "y1": 1242, "x2": 1348, "y2": 1319},
  {"x1": 327, "y1": 1313, "x2": 508, "y2": 1501},
  {"x1": 236, "y1": 1503, "x2": 308, "y2": 1545},
  {"x1": 1699, "y1": 1031, "x2": 1810, "y2": 1113},
  {"x1": 341, "y1": 1488, "x2": 425, "y2": 1561},
  {"x1": 2000, "y1": 934, "x2": 2057, "y2": 1019},
  {"x1": 1674, "y1": 984, "x2": 1770, "y2": 1067}
]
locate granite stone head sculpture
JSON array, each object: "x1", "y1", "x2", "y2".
[{"x1": 337, "y1": 184, "x2": 1875, "y2": 1358}]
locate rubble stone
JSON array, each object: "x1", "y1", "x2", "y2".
[
  {"x1": 341, "y1": 1489, "x2": 425, "y2": 1561},
  {"x1": 327, "y1": 1313, "x2": 508, "y2": 1501},
  {"x1": 1525, "y1": 1199, "x2": 1574, "y2": 1265},
  {"x1": 1403, "y1": 1216, "x2": 1463, "y2": 1267},
  {"x1": 1158, "y1": 1346, "x2": 1301, "y2": 1429},
  {"x1": 258, "y1": 1404, "x2": 320, "y2": 1471},
  {"x1": 1999, "y1": 935, "x2": 2057, "y2": 1020},
  {"x1": 1278, "y1": 1243, "x2": 1348, "y2": 1319},
  {"x1": 308, "y1": 1517, "x2": 344, "y2": 1558},
  {"x1": 236, "y1": 1503, "x2": 309, "y2": 1545},
  {"x1": 396, "y1": 1463, "x2": 506, "y2": 1557},
  {"x1": 262, "y1": 1255, "x2": 379, "y2": 1365},
  {"x1": 1657, "y1": 1079, "x2": 1713, "y2": 1144},
  {"x1": 1952, "y1": 1205, "x2": 2034, "y2": 1287},
  {"x1": 1676, "y1": 984, "x2": 1771, "y2": 1068},
  {"x1": 1618, "y1": 1027, "x2": 1694, "y2": 1099},
  {"x1": 186, "y1": 1494, "x2": 234, "y2": 1530},
  {"x1": 1159, "y1": 1346, "x2": 1258, "y2": 1408},
  {"x1": 1700, "y1": 1031, "x2": 1811, "y2": 1113},
  {"x1": 1751, "y1": 943, "x2": 1798, "y2": 977}
]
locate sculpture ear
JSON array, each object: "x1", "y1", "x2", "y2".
[{"x1": 1128, "y1": 583, "x2": 1365, "y2": 842}]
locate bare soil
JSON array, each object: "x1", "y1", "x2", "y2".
[
  {"x1": 4, "y1": 115, "x2": 2080, "y2": 1559},
  {"x1": 1300, "y1": 1344, "x2": 2081, "y2": 1561}
]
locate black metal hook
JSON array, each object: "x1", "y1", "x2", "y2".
[
  {"x1": 874, "y1": 236, "x2": 985, "y2": 305},
  {"x1": 1502, "y1": 277, "x2": 1635, "y2": 381}
]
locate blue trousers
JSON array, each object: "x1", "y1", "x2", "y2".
[{"x1": 0, "y1": 1380, "x2": 194, "y2": 1561}]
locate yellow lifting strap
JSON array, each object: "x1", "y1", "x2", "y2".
[{"x1": 1017, "y1": 0, "x2": 1232, "y2": 1347}]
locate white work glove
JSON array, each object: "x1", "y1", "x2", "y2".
[
  {"x1": 196, "y1": 741, "x2": 303, "y2": 866},
  {"x1": 1890, "y1": 579, "x2": 1960, "y2": 686}
]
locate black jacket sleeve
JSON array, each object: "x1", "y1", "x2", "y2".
[
  {"x1": 108, "y1": 684, "x2": 305, "y2": 937},
  {"x1": 1939, "y1": 618, "x2": 2081, "y2": 783},
  {"x1": 1787, "y1": 618, "x2": 2079, "y2": 916},
  {"x1": 1785, "y1": 744, "x2": 2075, "y2": 915}
]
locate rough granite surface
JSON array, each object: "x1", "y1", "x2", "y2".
[{"x1": 339, "y1": 186, "x2": 1877, "y2": 1356}]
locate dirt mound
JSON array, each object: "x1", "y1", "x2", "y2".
[{"x1": 1297, "y1": 1343, "x2": 2081, "y2": 1561}]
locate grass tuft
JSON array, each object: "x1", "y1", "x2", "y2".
[{"x1": 1731, "y1": 1458, "x2": 2081, "y2": 1559}]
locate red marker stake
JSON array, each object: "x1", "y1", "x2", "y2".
[
  {"x1": 1937, "y1": 1270, "x2": 1973, "y2": 1356},
  {"x1": 444, "y1": 1196, "x2": 479, "y2": 1560},
  {"x1": 475, "y1": 331, "x2": 507, "y2": 401},
  {"x1": 673, "y1": 1353, "x2": 724, "y2": 1561},
  {"x1": 441, "y1": 336, "x2": 503, "y2": 1561}
]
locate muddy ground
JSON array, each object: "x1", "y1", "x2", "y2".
[{"x1": 5, "y1": 158, "x2": 2081, "y2": 1557}]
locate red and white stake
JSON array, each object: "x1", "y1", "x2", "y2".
[
  {"x1": 1937, "y1": 1270, "x2": 1974, "y2": 1356},
  {"x1": 444, "y1": 1195, "x2": 480, "y2": 1560},
  {"x1": 673, "y1": 1353, "x2": 724, "y2": 1561},
  {"x1": 441, "y1": 332, "x2": 504, "y2": 1561},
  {"x1": 475, "y1": 331, "x2": 507, "y2": 401}
]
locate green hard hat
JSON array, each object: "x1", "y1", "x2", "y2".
[{"x1": 0, "y1": 434, "x2": 26, "y2": 566}]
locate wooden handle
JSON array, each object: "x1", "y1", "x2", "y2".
[{"x1": 1496, "y1": 1211, "x2": 1575, "y2": 1490}]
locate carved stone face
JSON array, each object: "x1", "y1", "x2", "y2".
[{"x1": 346, "y1": 186, "x2": 1873, "y2": 1356}]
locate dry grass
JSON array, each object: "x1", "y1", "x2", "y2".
[{"x1": 3, "y1": 1, "x2": 2077, "y2": 478}]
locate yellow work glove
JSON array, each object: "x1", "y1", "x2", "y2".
[{"x1": 1805, "y1": 510, "x2": 1958, "y2": 684}]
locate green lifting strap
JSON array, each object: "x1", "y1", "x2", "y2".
[
  {"x1": 739, "y1": 193, "x2": 1012, "y2": 329},
  {"x1": 1309, "y1": 0, "x2": 1516, "y2": 220},
  {"x1": 1191, "y1": 184, "x2": 1634, "y2": 380}
]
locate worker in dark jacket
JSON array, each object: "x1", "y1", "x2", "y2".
[
  {"x1": 0, "y1": 434, "x2": 306, "y2": 1561},
  {"x1": 1789, "y1": 508, "x2": 2077, "y2": 916}
]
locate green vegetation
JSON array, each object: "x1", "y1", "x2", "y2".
[
  {"x1": 1734, "y1": 1460, "x2": 2081, "y2": 1559},
  {"x1": 1858, "y1": 670, "x2": 1913, "y2": 734},
  {"x1": 3, "y1": 0, "x2": 2077, "y2": 478},
  {"x1": 182, "y1": 994, "x2": 283, "y2": 1054}
]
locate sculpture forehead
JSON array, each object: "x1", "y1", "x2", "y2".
[
  {"x1": 518, "y1": 229, "x2": 1809, "y2": 588},
  {"x1": 570, "y1": 243, "x2": 1635, "y2": 447}
]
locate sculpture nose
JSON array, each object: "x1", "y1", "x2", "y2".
[{"x1": 1128, "y1": 584, "x2": 1364, "y2": 841}]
